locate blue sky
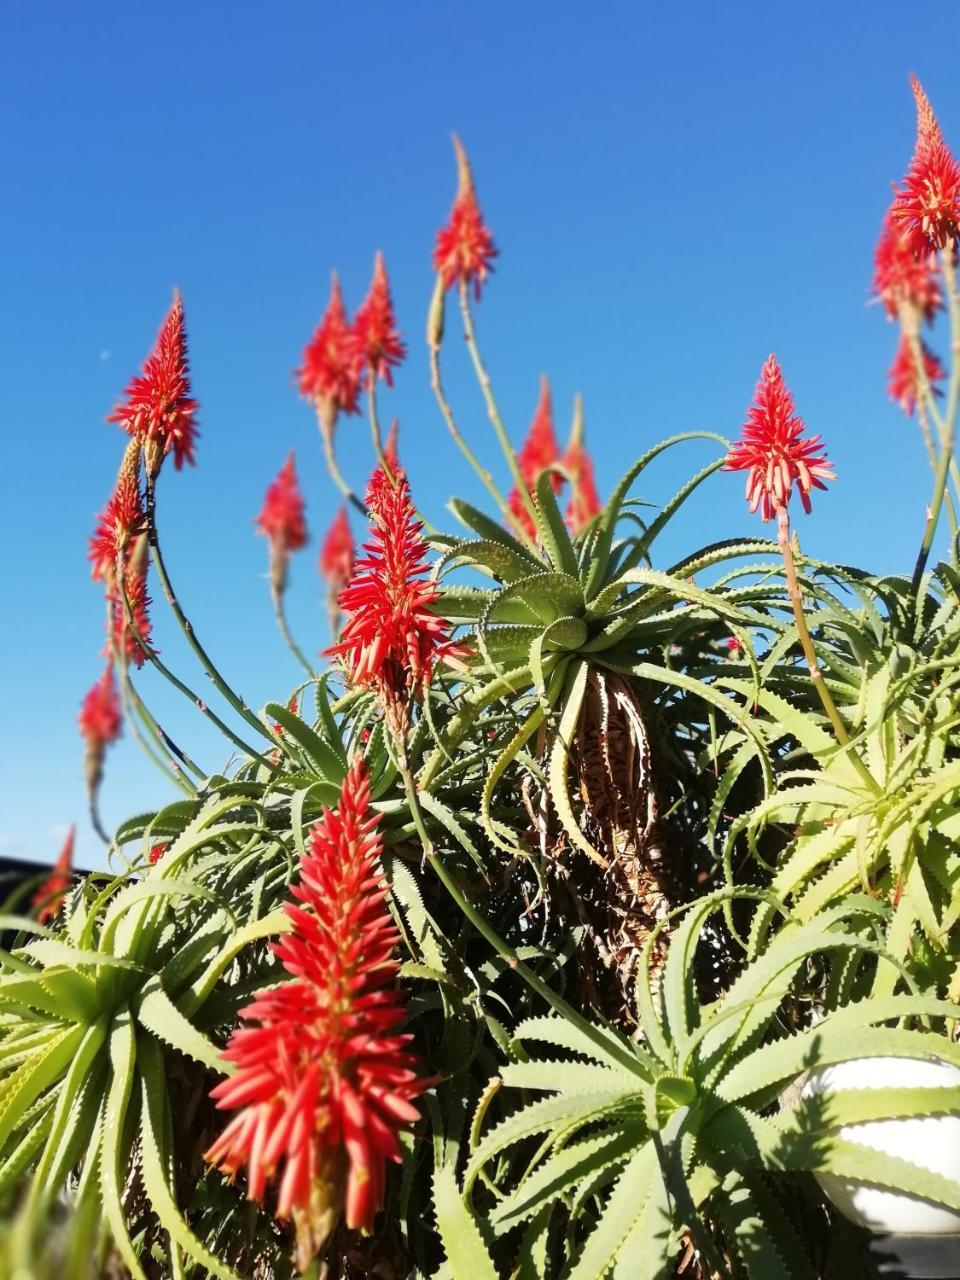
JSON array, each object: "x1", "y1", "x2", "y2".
[{"x1": 2, "y1": 1, "x2": 957, "y2": 871}]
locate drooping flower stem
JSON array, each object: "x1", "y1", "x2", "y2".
[
  {"x1": 458, "y1": 283, "x2": 543, "y2": 541},
  {"x1": 394, "y1": 747, "x2": 642, "y2": 1075},
  {"x1": 145, "y1": 475, "x2": 276, "y2": 746},
  {"x1": 427, "y1": 338, "x2": 532, "y2": 547},
  {"x1": 114, "y1": 652, "x2": 200, "y2": 792},
  {"x1": 910, "y1": 247, "x2": 960, "y2": 600},
  {"x1": 314, "y1": 404, "x2": 367, "y2": 515},
  {"x1": 777, "y1": 510, "x2": 878, "y2": 792},
  {"x1": 271, "y1": 584, "x2": 315, "y2": 678},
  {"x1": 115, "y1": 544, "x2": 278, "y2": 770}
]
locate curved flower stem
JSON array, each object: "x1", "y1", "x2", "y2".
[
  {"x1": 429, "y1": 333, "x2": 537, "y2": 552},
  {"x1": 108, "y1": 619, "x2": 204, "y2": 786},
  {"x1": 271, "y1": 584, "x2": 316, "y2": 678},
  {"x1": 458, "y1": 283, "x2": 542, "y2": 540},
  {"x1": 117, "y1": 661, "x2": 200, "y2": 792},
  {"x1": 315, "y1": 403, "x2": 367, "y2": 516},
  {"x1": 145, "y1": 476, "x2": 275, "y2": 745},
  {"x1": 917, "y1": 402, "x2": 958, "y2": 536},
  {"x1": 115, "y1": 554, "x2": 278, "y2": 771},
  {"x1": 910, "y1": 249, "x2": 960, "y2": 599},
  {"x1": 89, "y1": 793, "x2": 109, "y2": 846},
  {"x1": 394, "y1": 747, "x2": 642, "y2": 1074},
  {"x1": 777, "y1": 510, "x2": 879, "y2": 793}
]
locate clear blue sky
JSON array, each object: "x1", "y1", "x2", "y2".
[{"x1": 2, "y1": 1, "x2": 956, "y2": 871}]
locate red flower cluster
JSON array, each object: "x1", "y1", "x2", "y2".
[
  {"x1": 433, "y1": 135, "x2": 497, "y2": 299},
  {"x1": 887, "y1": 335, "x2": 945, "y2": 416},
  {"x1": 353, "y1": 252, "x2": 406, "y2": 388},
  {"x1": 892, "y1": 76, "x2": 960, "y2": 257},
  {"x1": 33, "y1": 825, "x2": 76, "y2": 925},
  {"x1": 320, "y1": 507, "x2": 354, "y2": 587},
  {"x1": 88, "y1": 443, "x2": 146, "y2": 583},
  {"x1": 725, "y1": 355, "x2": 835, "y2": 522},
  {"x1": 79, "y1": 665, "x2": 123, "y2": 750},
  {"x1": 78, "y1": 666, "x2": 122, "y2": 804},
  {"x1": 320, "y1": 507, "x2": 355, "y2": 639},
  {"x1": 873, "y1": 206, "x2": 942, "y2": 323},
  {"x1": 205, "y1": 758, "x2": 428, "y2": 1267},
  {"x1": 256, "y1": 452, "x2": 309, "y2": 601},
  {"x1": 256, "y1": 454, "x2": 308, "y2": 553},
  {"x1": 297, "y1": 274, "x2": 362, "y2": 423},
  {"x1": 107, "y1": 546, "x2": 153, "y2": 669},
  {"x1": 108, "y1": 292, "x2": 199, "y2": 474},
  {"x1": 508, "y1": 377, "x2": 562, "y2": 537},
  {"x1": 88, "y1": 440, "x2": 153, "y2": 668},
  {"x1": 148, "y1": 843, "x2": 168, "y2": 865},
  {"x1": 564, "y1": 397, "x2": 602, "y2": 535},
  {"x1": 332, "y1": 467, "x2": 466, "y2": 731}
]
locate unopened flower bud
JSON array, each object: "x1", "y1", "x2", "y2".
[{"x1": 427, "y1": 274, "x2": 446, "y2": 351}]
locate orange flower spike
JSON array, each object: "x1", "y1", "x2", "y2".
[
  {"x1": 108, "y1": 291, "x2": 199, "y2": 477},
  {"x1": 433, "y1": 135, "x2": 498, "y2": 299},
  {"x1": 205, "y1": 758, "x2": 430, "y2": 1266},
  {"x1": 508, "y1": 376, "x2": 562, "y2": 538},
  {"x1": 724, "y1": 355, "x2": 835, "y2": 521},
  {"x1": 33, "y1": 825, "x2": 76, "y2": 924},
  {"x1": 353, "y1": 252, "x2": 406, "y2": 389},
  {"x1": 892, "y1": 76, "x2": 960, "y2": 257},
  {"x1": 564, "y1": 394, "x2": 602, "y2": 535}
]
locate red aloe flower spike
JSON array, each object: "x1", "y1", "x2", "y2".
[
  {"x1": 78, "y1": 665, "x2": 122, "y2": 811},
  {"x1": 107, "y1": 291, "x2": 199, "y2": 477},
  {"x1": 564, "y1": 394, "x2": 602, "y2": 535},
  {"x1": 508, "y1": 376, "x2": 562, "y2": 538},
  {"x1": 384, "y1": 419, "x2": 400, "y2": 472},
  {"x1": 108, "y1": 558, "x2": 153, "y2": 669},
  {"x1": 892, "y1": 76, "x2": 960, "y2": 256},
  {"x1": 433, "y1": 135, "x2": 498, "y2": 300},
  {"x1": 88, "y1": 438, "x2": 146, "y2": 584},
  {"x1": 872, "y1": 205, "x2": 942, "y2": 324},
  {"x1": 256, "y1": 452, "x2": 308, "y2": 600},
  {"x1": 724, "y1": 355, "x2": 835, "y2": 521},
  {"x1": 320, "y1": 507, "x2": 354, "y2": 587},
  {"x1": 33, "y1": 825, "x2": 76, "y2": 924},
  {"x1": 330, "y1": 467, "x2": 468, "y2": 736},
  {"x1": 887, "y1": 334, "x2": 945, "y2": 416},
  {"x1": 353, "y1": 252, "x2": 406, "y2": 389},
  {"x1": 297, "y1": 273, "x2": 362, "y2": 431},
  {"x1": 911, "y1": 73, "x2": 944, "y2": 150},
  {"x1": 319, "y1": 506, "x2": 354, "y2": 639},
  {"x1": 148, "y1": 842, "x2": 168, "y2": 865},
  {"x1": 205, "y1": 758, "x2": 430, "y2": 1267}
]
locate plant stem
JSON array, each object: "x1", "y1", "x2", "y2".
[
  {"x1": 117, "y1": 662, "x2": 200, "y2": 792},
  {"x1": 115, "y1": 553, "x2": 278, "y2": 771},
  {"x1": 315, "y1": 403, "x2": 366, "y2": 516},
  {"x1": 427, "y1": 339, "x2": 533, "y2": 547},
  {"x1": 903, "y1": 318, "x2": 960, "y2": 512},
  {"x1": 394, "y1": 747, "x2": 643, "y2": 1075},
  {"x1": 367, "y1": 379, "x2": 391, "y2": 479},
  {"x1": 918, "y1": 400, "x2": 959, "y2": 536},
  {"x1": 458, "y1": 283, "x2": 542, "y2": 541},
  {"x1": 367, "y1": 382, "x2": 438, "y2": 535},
  {"x1": 271, "y1": 584, "x2": 315, "y2": 678},
  {"x1": 910, "y1": 249, "x2": 960, "y2": 599},
  {"x1": 145, "y1": 475, "x2": 275, "y2": 744},
  {"x1": 777, "y1": 510, "x2": 879, "y2": 792}
]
